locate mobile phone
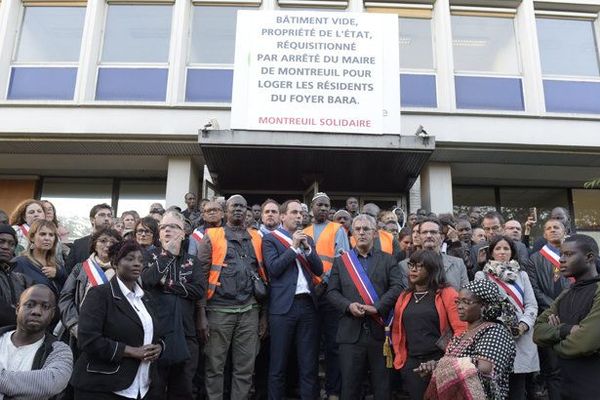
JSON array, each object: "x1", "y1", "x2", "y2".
[
  {"x1": 528, "y1": 207, "x2": 537, "y2": 223},
  {"x1": 478, "y1": 245, "x2": 489, "y2": 257}
]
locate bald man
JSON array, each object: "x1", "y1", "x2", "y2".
[{"x1": 0, "y1": 285, "x2": 72, "y2": 399}]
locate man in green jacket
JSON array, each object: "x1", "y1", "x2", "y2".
[{"x1": 533, "y1": 234, "x2": 600, "y2": 400}]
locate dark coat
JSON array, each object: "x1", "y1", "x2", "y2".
[
  {"x1": 65, "y1": 235, "x2": 91, "y2": 273},
  {"x1": 70, "y1": 277, "x2": 163, "y2": 392},
  {"x1": 262, "y1": 230, "x2": 323, "y2": 314},
  {"x1": 326, "y1": 249, "x2": 402, "y2": 343}
]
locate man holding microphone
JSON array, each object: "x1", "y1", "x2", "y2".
[{"x1": 262, "y1": 200, "x2": 323, "y2": 400}]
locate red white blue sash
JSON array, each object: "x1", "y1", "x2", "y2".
[
  {"x1": 271, "y1": 228, "x2": 320, "y2": 285},
  {"x1": 19, "y1": 224, "x2": 29, "y2": 237},
  {"x1": 82, "y1": 257, "x2": 109, "y2": 287},
  {"x1": 191, "y1": 227, "x2": 205, "y2": 243},
  {"x1": 339, "y1": 250, "x2": 392, "y2": 328},
  {"x1": 487, "y1": 273, "x2": 524, "y2": 311},
  {"x1": 540, "y1": 244, "x2": 561, "y2": 281}
]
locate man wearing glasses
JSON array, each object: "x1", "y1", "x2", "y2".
[
  {"x1": 327, "y1": 214, "x2": 402, "y2": 400},
  {"x1": 399, "y1": 218, "x2": 468, "y2": 291},
  {"x1": 142, "y1": 210, "x2": 204, "y2": 399}
]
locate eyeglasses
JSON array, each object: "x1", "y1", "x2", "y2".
[
  {"x1": 454, "y1": 298, "x2": 480, "y2": 306},
  {"x1": 159, "y1": 223, "x2": 182, "y2": 231},
  {"x1": 136, "y1": 229, "x2": 151, "y2": 236},
  {"x1": 420, "y1": 230, "x2": 440, "y2": 236},
  {"x1": 203, "y1": 208, "x2": 221, "y2": 214},
  {"x1": 407, "y1": 262, "x2": 424, "y2": 271}
]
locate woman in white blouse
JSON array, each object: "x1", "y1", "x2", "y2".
[{"x1": 71, "y1": 240, "x2": 163, "y2": 400}]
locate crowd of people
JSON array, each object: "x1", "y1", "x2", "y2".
[{"x1": 0, "y1": 192, "x2": 598, "y2": 400}]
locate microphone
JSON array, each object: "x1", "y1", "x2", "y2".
[{"x1": 296, "y1": 223, "x2": 309, "y2": 251}]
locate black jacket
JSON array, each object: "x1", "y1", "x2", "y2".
[
  {"x1": 0, "y1": 264, "x2": 30, "y2": 327},
  {"x1": 326, "y1": 249, "x2": 402, "y2": 343},
  {"x1": 526, "y1": 251, "x2": 571, "y2": 311},
  {"x1": 65, "y1": 235, "x2": 91, "y2": 273},
  {"x1": 70, "y1": 277, "x2": 163, "y2": 392}
]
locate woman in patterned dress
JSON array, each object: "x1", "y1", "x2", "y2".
[{"x1": 417, "y1": 279, "x2": 516, "y2": 400}]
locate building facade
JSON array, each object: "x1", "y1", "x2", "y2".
[{"x1": 0, "y1": 0, "x2": 599, "y2": 240}]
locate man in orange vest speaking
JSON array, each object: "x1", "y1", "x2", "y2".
[
  {"x1": 303, "y1": 192, "x2": 349, "y2": 399},
  {"x1": 196, "y1": 194, "x2": 267, "y2": 400}
]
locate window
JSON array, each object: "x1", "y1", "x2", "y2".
[
  {"x1": 96, "y1": 4, "x2": 173, "y2": 101},
  {"x1": 117, "y1": 180, "x2": 166, "y2": 216},
  {"x1": 8, "y1": 6, "x2": 85, "y2": 100},
  {"x1": 536, "y1": 17, "x2": 600, "y2": 113},
  {"x1": 41, "y1": 178, "x2": 113, "y2": 241},
  {"x1": 452, "y1": 186, "x2": 496, "y2": 217},
  {"x1": 500, "y1": 187, "x2": 569, "y2": 240},
  {"x1": 451, "y1": 15, "x2": 524, "y2": 110},
  {"x1": 186, "y1": 6, "x2": 251, "y2": 102},
  {"x1": 399, "y1": 17, "x2": 436, "y2": 107},
  {"x1": 572, "y1": 189, "x2": 600, "y2": 231}
]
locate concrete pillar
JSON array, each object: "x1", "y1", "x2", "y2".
[
  {"x1": 408, "y1": 175, "x2": 422, "y2": 214},
  {"x1": 165, "y1": 157, "x2": 201, "y2": 209},
  {"x1": 420, "y1": 163, "x2": 453, "y2": 214}
]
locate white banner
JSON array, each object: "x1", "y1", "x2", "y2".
[{"x1": 231, "y1": 11, "x2": 400, "y2": 134}]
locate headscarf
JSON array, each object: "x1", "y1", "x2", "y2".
[
  {"x1": 483, "y1": 260, "x2": 520, "y2": 283},
  {"x1": 463, "y1": 279, "x2": 520, "y2": 335},
  {"x1": 463, "y1": 279, "x2": 503, "y2": 322}
]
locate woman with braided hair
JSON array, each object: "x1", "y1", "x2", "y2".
[{"x1": 417, "y1": 279, "x2": 516, "y2": 400}]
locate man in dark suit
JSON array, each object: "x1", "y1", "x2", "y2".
[
  {"x1": 65, "y1": 203, "x2": 113, "y2": 273},
  {"x1": 327, "y1": 214, "x2": 403, "y2": 400},
  {"x1": 262, "y1": 199, "x2": 323, "y2": 400}
]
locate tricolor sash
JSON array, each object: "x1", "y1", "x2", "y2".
[
  {"x1": 191, "y1": 227, "x2": 205, "y2": 243},
  {"x1": 540, "y1": 244, "x2": 561, "y2": 281},
  {"x1": 271, "y1": 228, "x2": 320, "y2": 285},
  {"x1": 82, "y1": 257, "x2": 109, "y2": 287},
  {"x1": 487, "y1": 273, "x2": 524, "y2": 312},
  {"x1": 19, "y1": 224, "x2": 29, "y2": 238},
  {"x1": 339, "y1": 250, "x2": 394, "y2": 368}
]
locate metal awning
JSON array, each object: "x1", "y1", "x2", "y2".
[{"x1": 199, "y1": 129, "x2": 434, "y2": 195}]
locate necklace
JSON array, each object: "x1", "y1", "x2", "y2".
[{"x1": 413, "y1": 291, "x2": 429, "y2": 303}]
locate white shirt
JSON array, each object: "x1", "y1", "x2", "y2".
[
  {"x1": 114, "y1": 278, "x2": 154, "y2": 399},
  {"x1": 292, "y1": 246, "x2": 311, "y2": 295},
  {"x1": 0, "y1": 331, "x2": 43, "y2": 372}
]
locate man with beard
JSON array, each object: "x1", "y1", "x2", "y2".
[
  {"x1": 303, "y1": 192, "x2": 349, "y2": 399},
  {"x1": 0, "y1": 285, "x2": 72, "y2": 399},
  {"x1": 534, "y1": 234, "x2": 600, "y2": 400},
  {"x1": 259, "y1": 199, "x2": 281, "y2": 236},
  {"x1": 197, "y1": 195, "x2": 266, "y2": 400},
  {"x1": 65, "y1": 204, "x2": 113, "y2": 273}
]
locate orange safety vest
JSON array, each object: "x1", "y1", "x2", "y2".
[
  {"x1": 303, "y1": 222, "x2": 341, "y2": 280},
  {"x1": 350, "y1": 230, "x2": 394, "y2": 255},
  {"x1": 205, "y1": 227, "x2": 266, "y2": 300}
]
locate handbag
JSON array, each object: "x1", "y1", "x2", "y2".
[{"x1": 248, "y1": 268, "x2": 269, "y2": 301}]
